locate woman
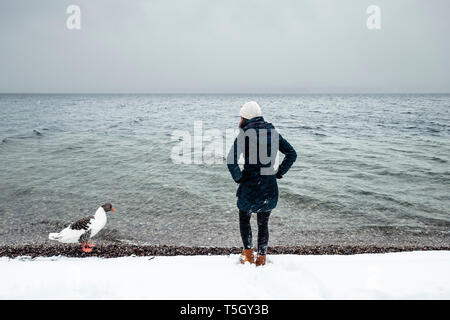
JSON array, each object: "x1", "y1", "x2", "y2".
[{"x1": 227, "y1": 101, "x2": 297, "y2": 266}]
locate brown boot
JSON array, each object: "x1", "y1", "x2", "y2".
[
  {"x1": 240, "y1": 249, "x2": 255, "y2": 264},
  {"x1": 255, "y1": 254, "x2": 266, "y2": 266}
]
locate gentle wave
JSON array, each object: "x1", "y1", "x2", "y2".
[{"x1": 0, "y1": 93, "x2": 449, "y2": 245}]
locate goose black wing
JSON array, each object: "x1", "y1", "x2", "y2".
[{"x1": 70, "y1": 215, "x2": 94, "y2": 230}]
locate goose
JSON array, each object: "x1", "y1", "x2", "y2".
[{"x1": 49, "y1": 203, "x2": 115, "y2": 253}]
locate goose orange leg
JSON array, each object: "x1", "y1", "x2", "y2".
[{"x1": 81, "y1": 242, "x2": 93, "y2": 253}]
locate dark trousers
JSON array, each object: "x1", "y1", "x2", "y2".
[{"x1": 239, "y1": 210, "x2": 271, "y2": 255}]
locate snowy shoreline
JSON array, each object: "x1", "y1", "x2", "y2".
[
  {"x1": 1, "y1": 251, "x2": 449, "y2": 299},
  {"x1": 1, "y1": 243, "x2": 449, "y2": 258}
]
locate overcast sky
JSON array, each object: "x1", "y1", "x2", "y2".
[{"x1": 0, "y1": 0, "x2": 449, "y2": 93}]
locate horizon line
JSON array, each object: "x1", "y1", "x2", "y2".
[{"x1": 1, "y1": 92, "x2": 450, "y2": 95}]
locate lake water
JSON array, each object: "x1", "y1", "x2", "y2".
[{"x1": 0, "y1": 94, "x2": 449, "y2": 247}]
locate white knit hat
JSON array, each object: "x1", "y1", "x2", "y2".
[{"x1": 240, "y1": 101, "x2": 262, "y2": 119}]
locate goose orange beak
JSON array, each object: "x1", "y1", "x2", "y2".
[{"x1": 111, "y1": 208, "x2": 115, "y2": 212}]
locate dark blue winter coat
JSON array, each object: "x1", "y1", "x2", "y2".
[{"x1": 227, "y1": 116, "x2": 297, "y2": 213}]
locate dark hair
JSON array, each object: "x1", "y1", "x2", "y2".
[{"x1": 238, "y1": 117, "x2": 248, "y2": 129}]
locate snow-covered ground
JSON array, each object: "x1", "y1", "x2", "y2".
[{"x1": 1, "y1": 251, "x2": 449, "y2": 299}]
